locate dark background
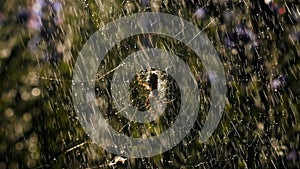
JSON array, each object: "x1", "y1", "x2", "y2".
[{"x1": 0, "y1": 0, "x2": 299, "y2": 168}]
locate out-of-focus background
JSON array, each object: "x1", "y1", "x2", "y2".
[{"x1": 0, "y1": 0, "x2": 299, "y2": 168}]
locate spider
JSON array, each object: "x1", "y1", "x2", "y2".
[{"x1": 132, "y1": 70, "x2": 169, "y2": 111}]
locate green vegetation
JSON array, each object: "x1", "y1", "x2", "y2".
[{"x1": 0, "y1": 0, "x2": 299, "y2": 168}]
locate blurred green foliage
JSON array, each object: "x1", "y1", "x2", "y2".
[{"x1": 0, "y1": 0, "x2": 300, "y2": 168}]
